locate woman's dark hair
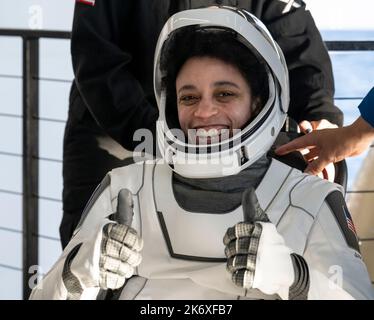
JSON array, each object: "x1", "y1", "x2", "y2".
[{"x1": 160, "y1": 26, "x2": 269, "y2": 129}]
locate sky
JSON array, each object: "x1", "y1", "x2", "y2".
[{"x1": 305, "y1": 0, "x2": 374, "y2": 30}]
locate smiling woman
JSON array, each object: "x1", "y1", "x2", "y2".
[
  {"x1": 176, "y1": 56, "x2": 253, "y2": 144},
  {"x1": 160, "y1": 27, "x2": 269, "y2": 142},
  {"x1": 156, "y1": 23, "x2": 277, "y2": 178}
]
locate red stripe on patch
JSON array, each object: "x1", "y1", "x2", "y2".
[{"x1": 76, "y1": 0, "x2": 95, "y2": 6}]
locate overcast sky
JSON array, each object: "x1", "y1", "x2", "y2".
[{"x1": 306, "y1": 0, "x2": 374, "y2": 30}]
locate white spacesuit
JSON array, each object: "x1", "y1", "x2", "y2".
[{"x1": 30, "y1": 7, "x2": 373, "y2": 300}]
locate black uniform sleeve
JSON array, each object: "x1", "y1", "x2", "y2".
[
  {"x1": 260, "y1": 0, "x2": 343, "y2": 126},
  {"x1": 71, "y1": 0, "x2": 158, "y2": 150}
]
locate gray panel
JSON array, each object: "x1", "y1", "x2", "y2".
[
  {"x1": 0, "y1": 193, "x2": 22, "y2": 231},
  {"x1": 39, "y1": 80, "x2": 70, "y2": 121},
  {"x1": 38, "y1": 237, "x2": 62, "y2": 274},
  {"x1": 39, "y1": 159, "x2": 62, "y2": 200},
  {"x1": 0, "y1": 267, "x2": 22, "y2": 300},
  {"x1": 39, "y1": 119, "x2": 65, "y2": 160},
  {"x1": 0, "y1": 116, "x2": 22, "y2": 155},
  {"x1": 0, "y1": 37, "x2": 22, "y2": 76},
  {"x1": 0, "y1": 230, "x2": 22, "y2": 268},
  {"x1": 0, "y1": 155, "x2": 22, "y2": 193},
  {"x1": 39, "y1": 198, "x2": 62, "y2": 240},
  {"x1": 39, "y1": 39, "x2": 73, "y2": 81},
  {"x1": 0, "y1": 78, "x2": 22, "y2": 115}
]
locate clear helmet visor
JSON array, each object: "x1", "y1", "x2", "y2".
[{"x1": 154, "y1": 7, "x2": 289, "y2": 178}]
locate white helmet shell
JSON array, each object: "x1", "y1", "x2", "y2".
[{"x1": 154, "y1": 6, "x2": 289, "y2": 178}]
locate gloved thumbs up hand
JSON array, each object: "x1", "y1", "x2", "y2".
[
  {"x1": 224, "y1": 187, "x2": 302, "y2": 299},
  {"x1": 99, "y1": 189, "x2": 143, "y2": 290},
  {"x1": 224, "y1": 187, "x2": 269, "y2": 289}
]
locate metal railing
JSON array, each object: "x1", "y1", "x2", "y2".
[
  {"x1": 0, "y1": 29, "x2": 69, "y2": 300},
  {"x1": 0, "y1": 28, "x2": 373, "y2": 299}
]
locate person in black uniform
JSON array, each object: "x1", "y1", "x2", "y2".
[{"x1": 61, "y1": 0, "x2": 343, "y2": 248}]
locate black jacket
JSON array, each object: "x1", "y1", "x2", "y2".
[{"x1": 70, "y1": 0, "x2": 343, "y2": 150}]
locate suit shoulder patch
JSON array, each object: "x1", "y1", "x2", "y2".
[{"x1": 325, "y1": 191, "x2": 360, "y2": 253}]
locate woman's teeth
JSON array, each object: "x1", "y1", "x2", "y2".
[
  {"x1": 188, "y1": 127, "x2": 230, "y2": 143},
  {"x1": 196, "y1": 128, "x2": 220, "y2": 138}
]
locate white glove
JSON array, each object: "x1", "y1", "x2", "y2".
[
  {"x1": 62, "y1": 189, "x2": 143, "y2": 298},
  {"x1": 224, "y1": 188, "x2": 309, "y2": 300},
  {"x1": 98, "y1": 222, "x2": 143, "y2": 290},
  {"x1": 224, "y1": 221, "x2": 297, "y2": 299}
]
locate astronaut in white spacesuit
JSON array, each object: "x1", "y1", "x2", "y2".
[{"x1": 30, "y1": 7, "x2": 374, "y2": 300}]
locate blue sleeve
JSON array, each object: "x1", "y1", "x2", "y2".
[{"x1": 358, "y1": 87, "x2": 374, "y2": 127}]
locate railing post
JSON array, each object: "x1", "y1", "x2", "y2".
[{"x1": 22, "y1": 36, "x2": 39, "y2": 300}]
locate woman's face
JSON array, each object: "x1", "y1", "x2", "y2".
[{"x1": 176, "y1": 56, "x2": 254, "y2": 144}]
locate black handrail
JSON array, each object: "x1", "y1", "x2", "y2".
[
  {"x1": 0, "y1": 28, "x2": 70, "y2": 39},
  {"x1": 325, "y1": 40, "x2": 374, "y2": 51},
  {"x1": 21, "y1": 35, "x2": 39, "y2": 301},
  {"x1": 0, "y1": 28, "x2": 69, "y2": 300},
  {"x1": 0, "y1": 28, "x2": 373, "y2": 300}
]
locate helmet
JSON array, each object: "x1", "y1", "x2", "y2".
[{"x1": 154, "y1": 6, "x2": 289, "y2": 178}]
